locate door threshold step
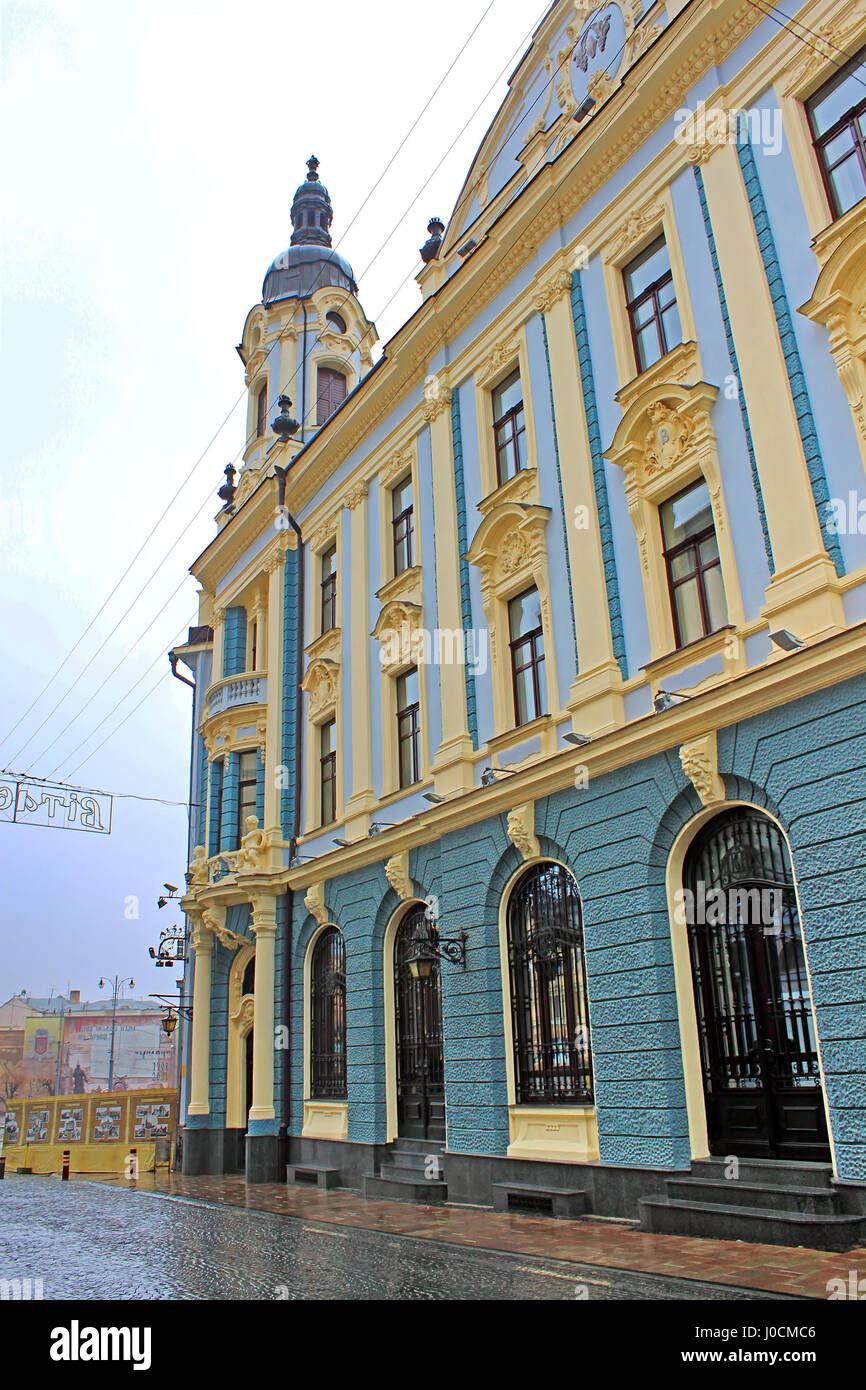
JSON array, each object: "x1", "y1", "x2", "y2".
[
  {"x1": 639, "y1": 1197, "x2": 866, "y2": 1251},
  {"x1": 666, "y1": 1177, "x2": 838, "y2": 1214},
  {"x1": 363, "y1": 1173, "x2": 448, "y2": 1205}
]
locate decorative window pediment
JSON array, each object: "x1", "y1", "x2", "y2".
[
  {"x1": 376, "y1": 564, "x2": 423, "y2": 609},
  {"x1": 605, "y1": 379, "x2": 719, "y2": 505},
  {"x1": 372, "y1": 600, "x2": 424, "y2": 676},
  {"x1": 301, "y1": 658, "x2": 340, "y2": 720},
  {"x1": 305, "y1": 626, "x2": 341, "y2": 664},
  {"x1": 800, "y1": 217, "x2": 866, "y2": 455},
  {"x1": 466, "y1": 502, "x2": 551, "y2": 601}
]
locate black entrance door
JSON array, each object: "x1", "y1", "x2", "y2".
[
  {"x1": 394, "y1": 906, "x2": 445, "y2": 1141},
  {"x1": 684, "y1": 809, "x2": 829, "y2": 1161}
]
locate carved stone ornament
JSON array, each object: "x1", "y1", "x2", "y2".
[
  {"x1": 783, "y1": 3, "x2": 864, "y2": 96},
  {"x1": 605, "y1": 203, "x2": 663, "y2": 264},
  {"x1": 385, "y1": 850, "x2": 413, "y2": 902},
  {"x1": 302, "y1": 659, "x2": 340, "y2": 718},
  {"x1": 380, "y1": 448, "x2": 414, "y2": 485},
  {"x1": 533, "y1": 269, "x2": 573, "y2": 315},
  {"x1": 679, "y1": 732, "x2": 725, "y2": 807},
  {"x1": 304, "y1": 882, "x2": 330, "y2": 927},
  {"x1": 644, "y1": 400, "x2": 693, "y2": 478},
  {"x1": 202, "y1": 907, "x2": 249, "y2": 953},
  {"x1": 232, "y1": 995, "x2": 254, "y2": 1029},
  {"x1": 344, "y1": 480, "x2": 369, "y2": 511},
  {"x1": 506, "y1": 802, "x2": 540, "y2": 861},
  {"x1": 421, "y1": 384, "x2": 453, "y2": 424},
  {"x1": 190, "y1": 844, "x2": 208, "y2": 887}
]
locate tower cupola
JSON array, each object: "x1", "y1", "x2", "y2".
[{"x1": 290, "y1": 155, "x2": 333, "y2": 248}]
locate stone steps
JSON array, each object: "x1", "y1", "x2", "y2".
[{"x1": 362, "y1": 1139, "x2": 448, "y2": 1206}]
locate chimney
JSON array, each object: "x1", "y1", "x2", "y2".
[{"x1": 70, "y1": 990, "x2": 81, "y2": 1005}]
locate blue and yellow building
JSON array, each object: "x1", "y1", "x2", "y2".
[{"x1": 172, "y1": 0, "x2": 866, "y2": 1246}]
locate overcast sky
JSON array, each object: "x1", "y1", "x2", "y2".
[{"x1": 0, "y1": 0, "x2": 539, "y2": 1002}]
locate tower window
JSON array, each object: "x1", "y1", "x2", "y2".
[
  {"x1": 326, "y1": 311, "x2": 347, "y2": 334},
  {"x1": 624, "y1": 237, "x2": 682, "y2": 373},
  {"x1": 316, "y1": 367, "x2": 347, "y2": 425},
  {"x1": 256, "y1": 383, "x2": 268, "y2": 438}
]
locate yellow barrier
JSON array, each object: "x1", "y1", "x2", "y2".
[{"x1": 1, "y1": 1087, "x2": 177, "y2": 1175}]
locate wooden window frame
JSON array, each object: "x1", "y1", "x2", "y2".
[
  {"x1": 319, "y1": 719, "x2": 337, "y2": 827},
  {"x1": 661, "y1": 484, "x2": 724, "y2": 649},
  {"x1": 806, "y1": 51, "x2": 866, "y2": 221},
  {"x1": 320, "y1": 543, "x2": 337, "y2": 635},
  {"x1": 396, "y1": 668, "x2": 421, "y2": 788},
  {"x1": 508, "y1": 587, "x2": 546, "y2": 727},
  {"x1": 624, "y1": 236, "x2": 679, "y2": 374},
  {"x1": 492, "y1": 370, "x2": 527, "y2": 487},
  {"x1": 391, "y1": 475, "x2": 414, "y2": 577}
]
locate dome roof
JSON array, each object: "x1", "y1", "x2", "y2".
[
  {"x1": 262, "y1": 243, "x2": 358, "y2": 304},
  {"x1": 262, "y1": 155, "x2": 357, "y2": 304}
]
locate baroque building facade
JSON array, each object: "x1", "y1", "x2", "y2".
[{"x1": 172, "y1": 0, "x2": 866, "y2": 1245}]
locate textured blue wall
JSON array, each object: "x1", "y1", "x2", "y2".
[{"x1": 222, "y1": 606, "x2": 247, "y2": 678}]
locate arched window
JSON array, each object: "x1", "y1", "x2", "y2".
[
  {"x1": 242, "y1": 956, "x2": 255, "y2": 998},
  {"x1": 506, "y1": 862, "x2": 593, "y2": 1104},
  {"x1": 310, "y1": 927, "x2": 347, "y2": 1098},
  {"x1": 256, "y1": 382, "x2": 268, "y2": 438},
  {"x1": 316, "y1": 366, "x2": 347, "y2": 425},
  {"x1": 326, "y1": 310, "x2": 347, "y2": 334}
]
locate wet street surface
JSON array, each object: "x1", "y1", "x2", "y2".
[{"x1": 0, "y1": 1176, "x2": 783, "y2": 1300}]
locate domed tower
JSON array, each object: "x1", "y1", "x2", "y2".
[{"x1": 234, "y1": 156, "x2": 377, "y2": 505}]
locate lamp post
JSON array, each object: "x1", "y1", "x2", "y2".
[{"x1": 99, "y1": 975, "x2": 134, "y2": 1093}]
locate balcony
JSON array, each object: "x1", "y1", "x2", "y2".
[{"x1": 205, "y1": 672, "x2": 267, "y2": 718}]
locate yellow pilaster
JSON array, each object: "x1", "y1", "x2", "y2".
[
  {"x1": 344, "y1": 488, "x2": 376, "y2": 836},
  {"x1": 263, "y1": 544, "x2": 287, "y2": 828},
  {"x1": 700, "y1": 144, "x2": 844, "y2": 640},
  {"x1": 187, "y1": 916, "x2": 213, "y2": 1117},
  {"x1": 211, "y1": 606, "x2": 224, "y2": 684},
  {"x1": 248, "y1": 893, "x2": 277, "y2": 1123},
  {"x1": 427, "y1": 388, "x2": 475, "y2": 793},
  {"x1": 540, "y1": 269, "x2": 624, "y2": 731}
]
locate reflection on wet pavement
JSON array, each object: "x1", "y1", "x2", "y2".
[{"x1": 0, "y1": 1176, "x2": 780, "y2": 1300}]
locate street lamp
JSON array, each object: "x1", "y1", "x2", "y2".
[
  {"x1": 98, "y1": 975, "x2": 134, "y2": 1093},
  {"x1": 405, "y1": 928, "x2": 467, "y2": 978}
]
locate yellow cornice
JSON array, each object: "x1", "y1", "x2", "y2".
[{"x1": 285, "y1": 623, "x2": 866, "y2": 887}]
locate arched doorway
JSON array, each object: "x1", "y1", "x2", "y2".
[
  {"x1": 394, "y1": 905, "x2": 445, "y2": 1141},
  {"x1": 683, "y1": 808, "x2": 829, "y2": 1161}
]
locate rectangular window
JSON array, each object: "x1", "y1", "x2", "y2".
[
  {"x1": 256, "y1": 384, "x2": 268, "y2": 438},
  {"x1": 316, "y1": 367, "x2": 347, "y2": 426},
  {"x1": 392, "y1": 475, "x2": 414, "y2": 576},
  {"x1": 319, "y1": 719, "x2": 337, "y2": 826},
  {"x1": 660, "y1": 480, "x2": 727, "y2": 648},
  {"x1": 492, "y1": 369, "x2": 527, "y2": 486},
  {"x1": 237, "y1": 751, "x2": 258, "y2": 844},
  {"x1": 250, "y1": 619, "x2": 258, "y2": 670},
  {"x1": 320, "y1": 543, "x2": 337, "y2": 633},
  {"x1": 623, "y1": 236, "x2": 682, "y2": 374},
  {"x1": 806, "y1": 48, "x2": 866, "y2": 219},
  {"x1": 508, "y1": 587, "x2": 546, "y2": 727},
  {"x1": 396, "y1": 667, "x2": 421, "y2": 788}
]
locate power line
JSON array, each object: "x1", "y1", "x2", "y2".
[
  {"x1": 0, "y1": 0, "x2": 518, "y2": 763},
  {"x1": 0, "y1": 765, "x2": 196, "y2": 810},
  {"x1": 10, "y1": 4, "x2": 557, "y2": 779}
]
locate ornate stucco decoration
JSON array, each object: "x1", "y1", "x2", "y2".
[
  {"x1": 604, "y1": 202, "x2": 664, "y2": 264},
  {"x1": 305, "y1": 625, "x2": 341, "y2": 665},
  {"x1": 478, "y1": 338, "x2": 519, "y2": 387},
  {"x1": 372, "y1": 600, "x2": 424, "y2": 677},
  {"x1": 236, "y1": 815, "x2": 284, "y2": 874},
  {"x1": 467, "y1": 502, "x2": 551, "y2": 605},
  {"x1": 304, "y1": 882, "x2": 330, "y2": 927},
  {"x1": 679, "y1": 732, "x2": 725, "y2": 807},
  {"x1": 421, "y1": 384, "x2": 453, "y2": 424},
  {"x1": 507, "y1": 802, "x2": 539, "y2": 861},
  {"x1": 228, "y1": 947, "x2": 255, "y2": 1018},
  {"x1": 478, "y1": 466, "x2": 539, "y2": 517},
  {"x1": 301, "y1": 659, "x2": 340, "y2": 720},
  {"x1": 800, "y1": 219, "x2": 866, "y2": 460},
  {"x1": 202, "y1": 906, "x2": 249, "y2": 953},
  {"x1": 379, "y1": 447, "x2": 414, "y2": 486},
  {"x1": 344, "y1": 479, "x2": 369, "y2": 511},
  {"x1": 782, "y1": 0, "x2": 863, "y2": 96},
  {"x1": 385, "y1": 850, "x2": 413, "y2": 901},
  {"x1": 376, "y1": 562, "x2": 423, "y2": 609},
  {"x1": 231, "y1": 995, "x2": 254, "y2": 1029},
  {"x1": 605, "y1": 379, "x2": 719, "y2": 507},
  {"x1": 306, "y1": 511, "x2": 340, "y2": 552},
  {"x1": 190, "y1": 844, "x2": 208, "y2": 887},
  {"x1": 533, "y1": 268, "x2": 574, "y2": 315}
]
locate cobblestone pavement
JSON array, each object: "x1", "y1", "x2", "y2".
[{"x1": 0, "y1": 1175, "x2": 797, "y2": 1300}]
